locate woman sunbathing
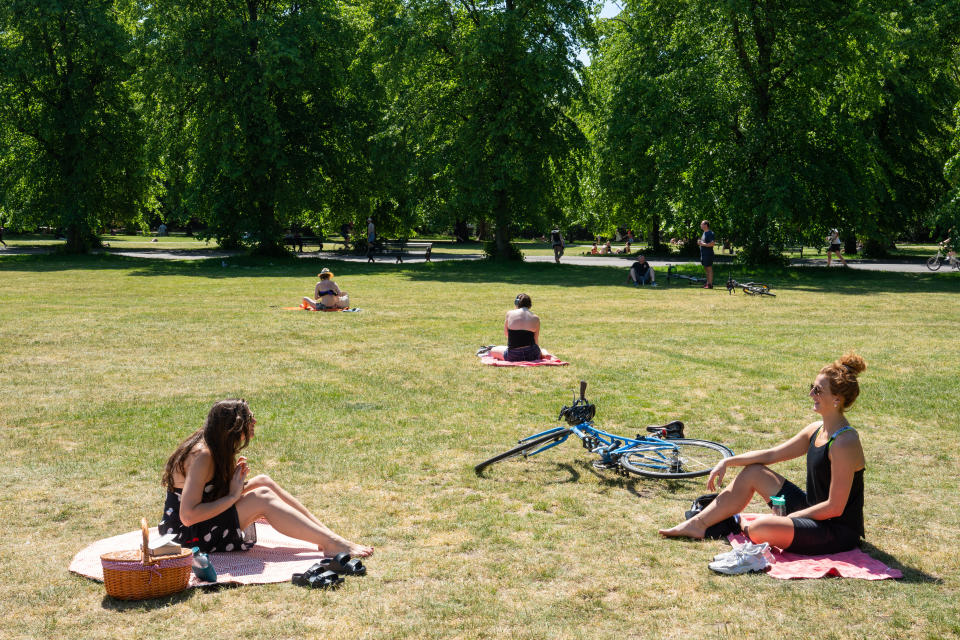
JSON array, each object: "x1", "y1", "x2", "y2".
[
  {"x1": 160, "y1": 399, "x2": 372, "y2": 557},
  {"x1": 484, "y1": 293, "x2": 552, "y2": 362},
  {"x1": 303, "y1": 268, "x2": 349, "y2": 309},
  {"x1": 659, "y1": 352, "x2": 867, "y2": 555}
]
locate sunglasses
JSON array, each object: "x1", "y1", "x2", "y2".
[{"x1": 809, "y1": 383, "x2": 823, "y2": 396}]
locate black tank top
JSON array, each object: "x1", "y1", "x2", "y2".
[
  {"x1": 806, "y1": 425, "x2": 865, "y2": 537},
  {"x1": 507, "y1": 329, "x2": 536, "y2": 349}
]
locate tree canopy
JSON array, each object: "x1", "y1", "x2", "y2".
[{"x1": 1, "y1": 0, "x2": 958, "y2": 260}]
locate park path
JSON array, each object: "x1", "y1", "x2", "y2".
[{"x1": 0, "y1": 245, "x2": 942, "y2": 272}]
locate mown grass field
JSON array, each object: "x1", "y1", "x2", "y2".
[{"x1": 0, "y1": 253, "x2": 957, "y2": 639}]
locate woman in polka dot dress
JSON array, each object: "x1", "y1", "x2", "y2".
[{"x1": 159, "y1": 399, "x2": 372, "y2": 557}]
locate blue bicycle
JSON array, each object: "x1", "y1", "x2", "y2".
[{"x1": 475, "y1": 382, "x2": 734, "y2": 479}]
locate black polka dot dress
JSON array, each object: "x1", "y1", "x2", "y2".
[{"x1": 158, "y1": 483, "x2": 255, "y2": 553}]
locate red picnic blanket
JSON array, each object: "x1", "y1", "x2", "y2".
[
  {"x1": 728, "y1": 513, "x2": 902, "y2": 580},
  {"x1": 479, "y1": 354, "x2": 568, "y2": 367}
]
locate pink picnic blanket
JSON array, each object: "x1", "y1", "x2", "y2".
[
  {"x1": 729, "y1": 514, "x2": 902, "y2": 580},
  {"x1": 69, "y1": 521, "x2": 325, "y2": 587},
  {"x1": 479, "y1": 354, "x2": 568, "y2": 367}
]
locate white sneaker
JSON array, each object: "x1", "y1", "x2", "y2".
[{"x1": 708, "y1": 542, "x2": 774, "y2": 574}]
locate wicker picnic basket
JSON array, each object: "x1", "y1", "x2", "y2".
[{"x1": 100, "y1": 518, "x2": 193, "y2": 600}]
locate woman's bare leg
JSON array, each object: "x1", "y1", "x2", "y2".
[
  {"x1": 244, "y1": 475, "x2": 325, "y2": 528},
  {"x1": 489, "y1": 346, "x2": 507, "y2": 360},
  {"x1": 659, "y1": 464, "x2": 785, "y2": 539},
  {"x1": 236, "y1": 486, "x2": 373, "y2": 557},
  {"x1": 743, "y1": 514, "x2": 795, "y2": 548}
]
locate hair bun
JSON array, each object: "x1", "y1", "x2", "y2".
[{"x1": 838, "y1": 352, "x2": 866, "y2": 376}]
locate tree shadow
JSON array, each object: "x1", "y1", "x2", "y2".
[{"x1": 2, "y1": 252, "x2": 957, "y2": 294}]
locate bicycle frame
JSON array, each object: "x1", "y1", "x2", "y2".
[{"x1": 517, "y1": 420, "x2": 686, "y2": 472}]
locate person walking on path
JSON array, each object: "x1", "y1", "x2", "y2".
[
  {"x1": 365, "y1": 218, "x2": 376, "y2": 259},
  {"x1": 698, "y1": 220, "x2": 715, "y2": 288},
  {"x1": 825, "y1": 229, "x2": 848, "y2": 267}
]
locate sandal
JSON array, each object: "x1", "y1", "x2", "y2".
[
  {"x1": 329, "y1": 552, "x2": 367, "y2": 576},
  {"x1": 313, "y1": 552, "x2": 367, "y2": 577},
  {"x1": 292, "y1": 569, "x2": 344, "y2": 589}
]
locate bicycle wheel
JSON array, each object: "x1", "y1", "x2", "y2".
[
  {"x1": 475, "y1": 429, "x2": 571, "y2": 473},
  {"x1": 618, "y1": 438, "x2": 733, "y2": 479},
  {"x1": 926, "y1": 256, "x2": 941, "y2": 271}
]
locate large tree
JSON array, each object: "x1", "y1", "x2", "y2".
[
  {"x1": 370, "y1": 0, "x2": 596, "y2": 257},
  {"x1": 589, "y1": 0, "x2": 922, "y2": 262},
  {"x1": 140, "y1": 0, "x2": 363, "y2": 253},
  {"x1": 0, "y1": 0, "x2": 146, "y2": 251}
]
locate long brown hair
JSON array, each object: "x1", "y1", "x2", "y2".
[{"x1": 162, "y1": 399, "x2": 253, "y2": 500}]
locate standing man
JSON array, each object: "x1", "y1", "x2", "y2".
[
  {"x1": 365, "y1": 217, "x2": 376, "y2": 259},
  {"x1": 550, "y1": 227, "x2": 564, "y2": 263},
  {"x1": 697, "y1": 220, "x2": 715, "y2": 289}
]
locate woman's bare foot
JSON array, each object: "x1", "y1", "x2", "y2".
[
  {"x1": 320, "y1": 540, "x2": 374, "y2": 558},
  {"x1": 658, "y1": 517, "x2": 707, "y2": 539}
]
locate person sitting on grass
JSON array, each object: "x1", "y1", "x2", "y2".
[
  {"x1": 160, "y1": 398, "x2": 373, "y2": 557},
  {"x1": 484, "y1": 294, "x2": 553, "y2": 362},
  {"x1": 659, "y1": 352, "x2": 867, "y2": 556},
  {"x1": 302, "y1": 268, "x2": 349, "y2": 310},
  {"x1": 628, "y1": 255, "x2": 657, "y2": 286}
]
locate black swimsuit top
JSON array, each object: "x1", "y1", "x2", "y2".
[
  {"x1": 507, "y1": 329, "x2": 536, "y2": 349},
  {"x1": 806, "y1": 425, "x2": 865, "y2": 537}
]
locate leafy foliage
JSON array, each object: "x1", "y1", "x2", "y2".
[
  {"x1": 140, "y1": 0, "x2": 363, "y2": 253},
  {"x1": 0, "y1": 0, "x2": 147, "y2": 251}
]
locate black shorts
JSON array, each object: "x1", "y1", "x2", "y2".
[
  {"x1": 767, "y1": 479, "x2": 861, "y2": 555},
  {"x1": 504, "y1": 344, "x2": 542, "y2": 362}
]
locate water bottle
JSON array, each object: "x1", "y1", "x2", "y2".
[
  {"x1": 771, "y1": 495, "x2": 786, "y2": 517},
  {"x1": 191, "y1": 546, "x2": 217, "y2": 583}
]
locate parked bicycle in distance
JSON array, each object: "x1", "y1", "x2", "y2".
[
  {"x1": 725, "y1": 276, "x2": 776, "y2": 297},
  {"x1": 665, "y1": 264, "x2": 706, "y2": 285},
  {"x1": 475, "y1": 381, "x2": 734, "y2": 479}
]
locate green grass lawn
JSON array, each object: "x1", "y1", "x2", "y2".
[{"x1": 0, "y1": 254, "x2": 957, "y2": 639}]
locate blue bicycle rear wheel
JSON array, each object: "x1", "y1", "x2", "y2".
[
  {"x1": 475, "y1": 429, "x2": 571, "y2": 474},
  {"x1": 618, "y1": 438, "x2": 732, "y2": 479}
]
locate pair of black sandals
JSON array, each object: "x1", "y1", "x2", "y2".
[{"x1": 291, "y1": 552, "x2": 367, "y2": 590}]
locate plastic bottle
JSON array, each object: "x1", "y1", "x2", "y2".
[
  {"x1": 771, "y1": 495, "x2": 786, "y2": 517},
  {"x1": 191, "y1": 546, "x2": 217, "y2": 583}
]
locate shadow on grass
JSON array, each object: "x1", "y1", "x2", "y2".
[
  {"x1": 100, "y1": 582, "x2": 242, "y2": 611},
  {"x1": 857, "y1": 542, "x2": 942, "y2": 584},
  {"x1": 2, "y1": 253, "x2": 958, "y2": 294}
]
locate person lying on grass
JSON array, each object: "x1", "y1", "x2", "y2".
[
  {"x1": 302, "y1": 267, "x2": 349, "y2": 310},
  {"x1": 160, "y1": 398, "x2": 372, "y2": 557},
  {"x1": 660, "y1": 352, "x2": 867, "y2": 555},
  {"x1": 484, "y1": 293, "x2": 553, "y2": 362}
]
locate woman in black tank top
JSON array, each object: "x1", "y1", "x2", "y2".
[
  {"x1": 483, "y1": 294, "x2": 553, "y2": 362},
  {"x1": 660, "y1": 353, "x2": 867, "y2": 555}
]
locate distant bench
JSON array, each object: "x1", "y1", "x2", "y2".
[
  {"x1": 284, "y1": 235, "x2": 323, "y2": 252},
  {"x1": 367, "y1": 240, "x2": 433, "y2": 263}
]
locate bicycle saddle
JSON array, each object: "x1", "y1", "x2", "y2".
[{"x1": 643, "y1": 420, "x2": 685, "y2": 439}]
